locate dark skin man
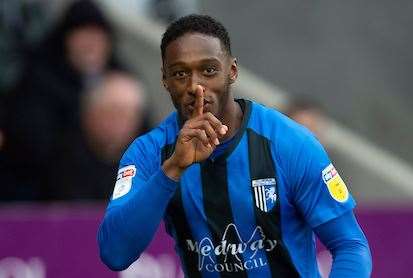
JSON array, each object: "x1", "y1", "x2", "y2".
[{"x1": 161, "y1": 33, "x2": 243, "y2": 180}]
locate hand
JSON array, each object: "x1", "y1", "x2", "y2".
[{"x1": 162, "y1": 85, "x2": 228, "y2": 180}]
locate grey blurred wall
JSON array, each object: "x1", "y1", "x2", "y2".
[{"x1": 201, "y1": 0, "x2": 413, "y2": 164}]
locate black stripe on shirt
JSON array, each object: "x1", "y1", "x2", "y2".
[
  {"x1": 201, "y1": 159, "x2": 248, "y2": 278},
  {"x1": 162, "y1": 143, "x2": 201, "y2": 278},
  {"x1": 247, "y1": 128, "x2": 300, "y2": 278}
]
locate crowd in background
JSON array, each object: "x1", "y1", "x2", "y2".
[
  {"x1": 0, "y1": 0, "x2": 321, "y2": 202},
  {"x1": 0, "y1": 0, "x2": 151, "y2": 201}
]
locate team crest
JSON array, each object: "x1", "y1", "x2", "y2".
[{"x1": 252, "y1": 178, "x2": 277, "y2": 212}]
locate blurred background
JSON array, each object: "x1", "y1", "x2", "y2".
[{"x1": 1, "y1": 0, "x2": 412, "y2": 277}]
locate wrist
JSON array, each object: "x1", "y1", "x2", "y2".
[{"x1": 162, "y1": 157, "x2": 186, "y2": 181}]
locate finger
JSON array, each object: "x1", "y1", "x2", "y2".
[
  {"x1": 181, "y1": 128, "x2": 211, "y2": 147},
  {"x1": 188, "y1": 120, "x2": 219, "y2": 145},
  {"x1": 202, "y1": 112, "x2": 228, "y2": 137},
  {"x1": 192, "y1": 85, "x2": 204, "y2": 118}
]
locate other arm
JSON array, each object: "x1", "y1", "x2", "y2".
[
  {"x1": 315, "y1": 211, "x2": 372, "y2": 277},
  {"x1": 98, "y1": 148, "x2": 179, "y2": 271}
]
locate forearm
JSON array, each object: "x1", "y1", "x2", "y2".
[
  {"x1": 98, "y1": 168, "x2": 178, "y2": 271},
  {"x1": 329, "y1": 239, "x2": 372, "y2": 278},
  {"x1": 315, "y1": 211, "x2": 372, "y2": 278}
]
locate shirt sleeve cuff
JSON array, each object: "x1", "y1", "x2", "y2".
[{"x1": 157, "y1": 168, "x2": 180, "y2": 192}]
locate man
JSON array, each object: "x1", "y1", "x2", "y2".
[
  {"x1": 1, "y1": 0, "x2": 124, "y2": 200},
  {"x1": 47, "y1": 72, "x2": 148, "y2": 200},
  {"x1": 98, "y1": 15, "x2": 372, "y2": 277},
  {"x1": 284, "y1": 98, "x2": 327, "y2": 144}
]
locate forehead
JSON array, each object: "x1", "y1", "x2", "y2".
[{"x1": 163, "y1": 33, "x2": 227, "y2": 66}]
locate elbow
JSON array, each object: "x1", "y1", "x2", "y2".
[
  {"x1": 99, "y1": 244, "x2": 139, "y2": 271},
  {"x1": 97, "y1": 223, "x2": 141, "y2": 271},
  {"x1": 330, "y1": 239, "x2": 373, "y2": 277},
  {"x1": 355, "y1": 235, "x2": 373, "y2": 275}
]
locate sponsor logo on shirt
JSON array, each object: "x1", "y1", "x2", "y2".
[
  {"x1": 117, "y1": 167, "x2": 136, "y2": 180},
  {"x1": 252, "y1": 178, "x2": 277, "y2": 212},
  {"x1": 186, "y1": 223, "x2": 277, "y2": 273},
  {"x1": 322, "y1": 164, "x2": 349, "y2": 202},
  {"x1": 112, "y1": 165, "x2": 136, "y2": 200}
]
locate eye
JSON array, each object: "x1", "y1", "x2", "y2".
[
  {"x1": 172, "y1": 70, "x2": 188, "y2": 79},
  {"x1": 203, "y1": 66, "x2": 217, "y2": 76}
]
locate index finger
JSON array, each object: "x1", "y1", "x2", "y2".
[{"x1": 192, "y1": 85, "x2": 204, "y2": 118}]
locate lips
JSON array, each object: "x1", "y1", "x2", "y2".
[
  {"x1": 186, "y1": 99, "x2": 211, "y2": 107},
  {"x1": 185, "y1": 100, "x2": 212, "y2": 113}
]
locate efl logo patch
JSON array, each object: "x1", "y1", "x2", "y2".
[
  {"x1": 112, "y1": 165, "x2": 136, "y2": 200},
  {"x1": 252, "y1": 178, "x2": 277, "y2": 212},
  {"x1": 322, "y1": 164, "x2": 349, "y2": 203}
]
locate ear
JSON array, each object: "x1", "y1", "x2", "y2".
[
  {"x1": 229, "y1": 57, "x2": 238, "y2": 84},
  {"x1": 161, "y1": 67, "x2": 169, "y2": 90}
]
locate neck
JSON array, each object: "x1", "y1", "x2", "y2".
[{"x1": 220, "y1": 98, "x2": 243, "y2": 141}]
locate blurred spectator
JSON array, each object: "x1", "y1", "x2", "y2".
[
  {"x1": 0, "y1": 0, "x2": 48, "y2": 92},
  {"x1": 284, "y1": 97, "x2": 327, "y2": 145},
  {"x1": 47, "y1": 72, "x2": 148, "y2": 200},
  {"x1": 82, "y1": 73, "x2": 147, "y2": 163},
  {"x1": 1, "y1": 0, "x2": 126, "y2": 201}
]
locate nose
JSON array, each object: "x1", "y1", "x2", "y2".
[{"x1": 187, "y1": 72, "x2": 203, "y2": 96}]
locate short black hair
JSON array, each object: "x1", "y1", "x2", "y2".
[{"x1": 161, "y1": 14, "x2": 232, "y2": 61}]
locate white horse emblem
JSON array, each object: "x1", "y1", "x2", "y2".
[
  {"x1": 252, "y1": 178, "x2": 277, "y2": 212},
  {"x1": 265, "y1": 187, "x2": 277, "y2": 203}
]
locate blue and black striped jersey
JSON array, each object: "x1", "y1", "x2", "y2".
[{"x1": 104, "y1": 99, "x2": 355, "y2": 277}]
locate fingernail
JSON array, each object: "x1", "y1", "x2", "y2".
[
  {"x1": 214, "y1": 138, "x2": 220, "y2": 145},
  {"x1": 220, "y1": 126, "x2": 227, "y2": 134}
]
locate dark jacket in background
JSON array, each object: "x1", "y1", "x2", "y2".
[{"x1": 1, "y1": 0, "x2": 125, "y2": 201}]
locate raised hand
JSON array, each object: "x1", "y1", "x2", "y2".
[{"x1": 162, "y1": 85, "x2": 228, "y2": 180}]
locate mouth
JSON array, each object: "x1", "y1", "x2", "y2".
[{"x1": 186, "y1": 100, "x2": 212, "y2": 113}]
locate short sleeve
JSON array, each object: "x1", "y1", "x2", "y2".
[{"x1": 291, "y1": 135, "x2": 356, "y2": 228}]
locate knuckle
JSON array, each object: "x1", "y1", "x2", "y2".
[
  {"x1": 201, "y1": 120, "x2": 210, "y2": 128},
  {"x1": 205, "y1": 112, "x2": 214, "y2": 118}
]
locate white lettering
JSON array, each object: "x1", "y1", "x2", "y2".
[
  {"x1": 0, "y1": 257, "x2": 46, "y2": 278},
  {"x1": 244, "y1": 260, "x2": 254, "y2": 270},
  {"x1": 215, "y1": 241, "x2": 226, "y2": 255},
  {"x1": 265, "y1": 239, "x2": 277, "y2": 251},
  {"x1": 215, "y1": 263, "x2": 224, "y2": 272},
  {"x1": 259, "y1": 257, "x2": 267, "y2": 267},
  {"x1": 186, "y1": 239, "x2": 198, "y2": 252},
  {"x1": 202, "y1": 258, "x2": 268, "y2": 273},
  {"x1": 250, "y1": 239, "x2": 264, "y2": 251},
  {"x1": 224, "y1": 262, "x2": 233, "y2": 272},
  {"x1": 205, "y1": 264, "x2": 214, "y2": 272},
  {"x1": 234, "y1": 261, "x2": 244, "y2": 272},
  {"x1": 200, "y1": 245, "x2": 211, "y2": 256},
  {"x1": 185, "y1": 223, "x2": 278, "y2": 272}
]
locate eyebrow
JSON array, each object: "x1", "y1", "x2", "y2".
[{"x1": 167, "y1": 57, "x2": 222, "y2": 70}]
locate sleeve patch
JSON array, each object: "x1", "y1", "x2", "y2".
[
  {"x1": 322, "y1": 164, "x2": 349, "y2": 203},
  {"x1": 112, "y1": 165, "x2": 136, "y2": 200}
]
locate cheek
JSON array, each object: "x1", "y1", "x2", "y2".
[
  {"x1": 208, "y1": 77, "x2": 230, "y2": 101},
  {"x1": 166, "y1": 83, "x2": 185, "y2": 106}
]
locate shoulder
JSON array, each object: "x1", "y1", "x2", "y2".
[
  {"x1": 121, "y1": 112, "x2": 179, "y2": 164},
  {"x1": 246, "y1": 100, "x2": 327, "y2": 173},
  {"x1": 247, "y1": 100, "x2": 318, "y2": 149}
]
